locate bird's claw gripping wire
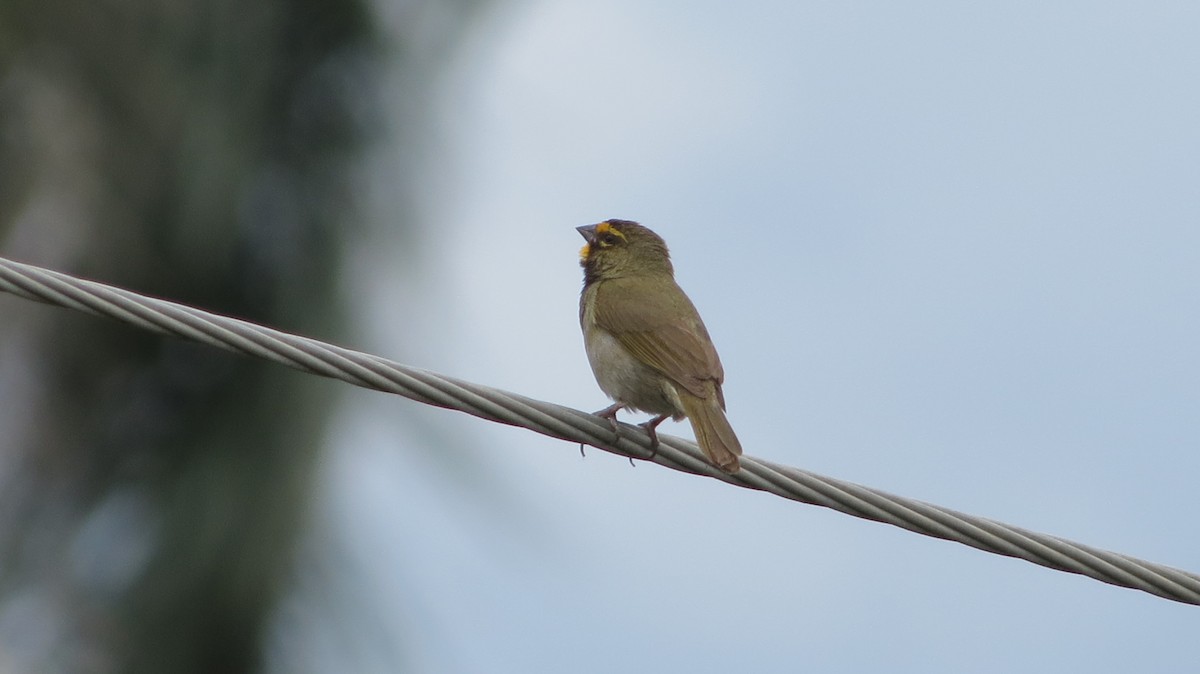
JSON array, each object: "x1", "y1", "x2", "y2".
[{"x1": 582, "y1": 404, "x2": 666, "y2": 466}]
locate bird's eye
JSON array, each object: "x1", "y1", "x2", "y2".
[{"x1": 598, "y1": 233, "x2": 620, "y2": 247}]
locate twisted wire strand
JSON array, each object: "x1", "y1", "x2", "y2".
[{"x1": 1, "y1": 255, "x2": 1197, "y2": 606}]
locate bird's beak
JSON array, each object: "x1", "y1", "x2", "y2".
[{"x1": 576, "y1": 224, "x2": 598, "y2": 244}]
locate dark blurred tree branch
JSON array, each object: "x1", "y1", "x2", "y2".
[{"x1": 0, "y1": 0, "x2": 484, "y2": 671}]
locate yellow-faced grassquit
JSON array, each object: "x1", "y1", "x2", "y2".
[{"x1": 577, "y1": 219, "x2": 742, "y2": 473}]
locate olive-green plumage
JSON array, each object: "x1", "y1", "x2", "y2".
[{"x1": 577, "y1": 219, "x2": 741, "y2": 473}]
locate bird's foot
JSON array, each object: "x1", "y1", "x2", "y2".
[
  {"x1": 638, "y1": 414, "x2": 670, "y2": 461},
  {"x1": 581, "y1": 404, "x2": 625, "y2": 462},
  {"x1": 593, "y1": 403, "x2": 625, "y2": 438},
  {"x1": 588, "y1": 405, "x2": 666, "y2": 467}
]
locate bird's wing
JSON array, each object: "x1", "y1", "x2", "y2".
[{"x1": 593, "y1": 276, "x2": 725, "y2": 400}]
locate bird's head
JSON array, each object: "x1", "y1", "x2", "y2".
[{"x1": 577, "y1": 219, "x2": 673, "y2": 283}]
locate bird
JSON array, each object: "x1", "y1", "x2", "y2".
[{"x1": 577, "y1": 219, "x2": 742, "y2": 473}]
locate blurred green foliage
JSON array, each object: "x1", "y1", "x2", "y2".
[{"x1": 0, "y1": 0, "x2": 481, "y2": 671}]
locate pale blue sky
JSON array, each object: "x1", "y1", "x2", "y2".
[{"x1": 328, "y1": 2, "x2": 1200, "y2": 671}]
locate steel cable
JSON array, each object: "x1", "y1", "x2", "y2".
[{"x1": 1, "y1": 255, "x2": 1197, "y2": 605}]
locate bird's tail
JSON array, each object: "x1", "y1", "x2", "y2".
[{"x1": 680, "y1": 391, "x2": 742, "y2": 473}]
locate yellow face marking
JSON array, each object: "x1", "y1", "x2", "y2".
[
  {"x1": 594, "y1": 221, "x2": 627, "y2": 242},
  {"x1": 579, "y1": 243, "x2": 591, "y2": 260},
  {"x1": 591, "y1": 222, "x2": 628, "y2": 251}
]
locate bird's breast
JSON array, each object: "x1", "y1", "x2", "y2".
[{"x1": 583, "y1": 326, "x2": 685, "y2": 418}]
